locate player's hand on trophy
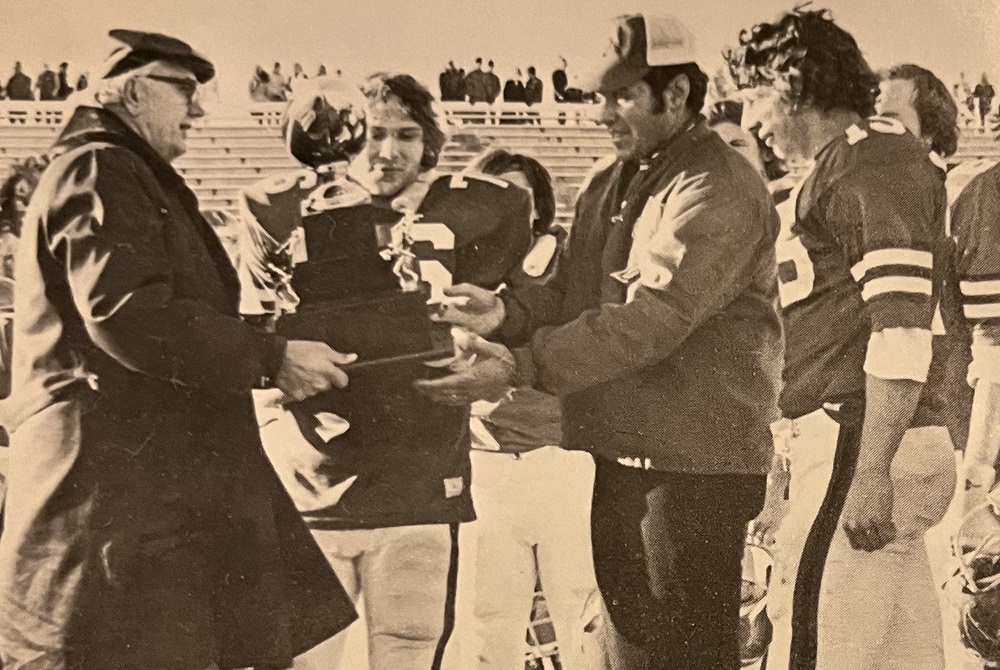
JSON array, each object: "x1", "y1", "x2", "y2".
[
  {"x1": 431, "y1": 284, "x2": 506, "y2": 336},
  {"x1": 414, "y1": 334, "x2": 516, "y2": 405},
  {"x1": 275, "y1": 340, "x2": 357, "y2": 402}
]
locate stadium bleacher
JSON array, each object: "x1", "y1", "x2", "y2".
[{"x1": 0, "y1": 101, "x2": 996, "y2": 228}]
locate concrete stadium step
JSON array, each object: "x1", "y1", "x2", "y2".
[
  {"x1": 178, "y1": 165, "x2": 294, "y2": 179},
  {"x1": 185, "y1": 136, "x2": 288, "y2": 149},
  {"x1": 0, "y1": 126, "x2": 60, "y2": 140},
  {"x1": 187, "y1": 125, "x2": 283, "y2": 139},
  {"x1": 183, "y1": 146, "x2": 292, "y2": 159},
  {"x1": 175, "y1": 156, "x2": 300, "y2": 170}
]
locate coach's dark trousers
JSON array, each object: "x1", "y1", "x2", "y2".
[{"x1": 591, "y1": 457, "x2": 765, "y2": 670}]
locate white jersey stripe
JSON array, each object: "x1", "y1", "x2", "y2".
[
  {"x1": 850, "y1": 248, "x2": 933, "y2": 281},
  {"x1": 860, "y1": 276, "x2": 932, "y2": 301},
  {"x1": 965, "y1": 303, "x2": 1000, "y2": 320},
  {"x1": 960, "y1": 279, "x2": 1000, "y2": 297}
]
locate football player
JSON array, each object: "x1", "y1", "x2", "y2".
[
  {"x1": 729, "y1": 9, "x2": 956, "y2": 670},
  {"x1": 945, "y1": 96, "x2": 1000, "y2": 670},
  {"x1": 239, "y1": 74, "x2": 533, "y2": 670}
]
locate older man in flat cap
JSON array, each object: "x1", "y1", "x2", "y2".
[{"x1": 0, "y1": 29, "x2": 358, "y2": 670}]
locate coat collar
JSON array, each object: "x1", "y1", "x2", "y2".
[{"x1": 53, "y1": 106, "x2": 190, "y2": 194}]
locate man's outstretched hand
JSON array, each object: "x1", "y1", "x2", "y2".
[
  {"x1": 414, "y1": 334, "x2": 518, "y2": 405},
  {"x1": 431, "y1": 284, "x2": 506, "y2": 337},
  {"x1": 275, "y1": 340, "x2": 357, "y2": 402}
]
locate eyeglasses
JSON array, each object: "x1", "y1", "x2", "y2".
[{"x1": 142, "y1": 74, "x2": 200, "y2": 104}]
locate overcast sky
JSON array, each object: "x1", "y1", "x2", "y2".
[{"x1": 3, "y1": 0, "x2": 998, "y2": 107}]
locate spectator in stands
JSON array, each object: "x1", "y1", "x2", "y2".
[
  {"x1": 440, "y1": 60, "x2": 463, "y2": 101},
  {"x1": 486, "y1": 59, "x2": 501, "y2": 104},
  {"x1": 500, "y1": 68, "x2": 526, "y2": 125},
  {"x1": 462, "y1": 148, "x2": 599, "y2": 670},
  {"x1": 0, "y1": 28, "x2": 357, "y2": 670},
  {"x1": 268, "y1": 61, "x2": 287, "y2": 101},
  {"x1": 249, "y1": 65, "x2": 270, "y2": 101},
  {"x1": 75, "y1": 72, "x2": 88, "y2": 92},
  {"x1": 525, "y1": 66, "x2": 543, "y2": 105},
  {"x1": 974, "y1": 72, "x2": 995, "y2": 128},
  {"x1": 552, "y1": 56, "x2": 568, "y2": 103},
  {"x1": 465, "y1": 57, "x2": 490, "y2": 104},
  {"x1": 421, "y1": 13, "x2": 781, "y2": 670},
  {"x1": 290, "y1": 62, "x2": 308, "y2": 92},
  {"x1": 317, "y1": 63, "x2": 327, "y2": 77},
  {"x1": 35, "y1": 64, "x2": 57, "y2": 101},
  {"x1": 953, "y1": 83, "x2": 976, "y2": 127},
  {"x1": 6, "y1": 62, "x2": 33, "y2": 101},
  {"x1": 56, "y1": 62, "x2": 73, "y2": 100},
  {"x1": 503, "y1": 68, "x2": 526, "y2": 103}
]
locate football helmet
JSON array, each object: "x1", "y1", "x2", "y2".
[
  {"x1": 952, "y1": 487, "x2": 1000, "y2": 666},
  {"x1": 740, "y1": 540, "x2": 773, "y2": 668}
]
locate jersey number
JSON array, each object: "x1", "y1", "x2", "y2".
[{"x1": 776, "y1": 235, "x2": 815, "y2": 308}]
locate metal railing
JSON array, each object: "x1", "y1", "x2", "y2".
[{"x1": 0, "y1": 100, "x2": 605, "y2": 129}]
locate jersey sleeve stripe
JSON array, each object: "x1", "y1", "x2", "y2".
[
  {"x1": 860, "y1": 276, "x2": 933, "y2": 302},
  {"x1": 961, "y1": 278, "x2": 1000, "y2": 296},
  {"x1": 850, "y1": 248, "x2": 933, "y2": 281},
  {"x1": 964, "y1": 303, "x2": 1000, "y2": 320}
]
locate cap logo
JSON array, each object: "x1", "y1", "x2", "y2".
[{"x1": 612, "y1": 22, "x2": 634, "y2": 59}]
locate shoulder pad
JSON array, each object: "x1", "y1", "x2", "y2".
[
  {"x1": 845, "y1": 124, "x2": 869, "y2": 145},
  {"x1": 867, "y1": 116, "x2": 908, "y2": 136},
  {"x1": 448, "y1": 172, "x2": 509, "y2": 190},
  {"x1": 419, "y1": 173, "x2": 527, "y2": 246}
]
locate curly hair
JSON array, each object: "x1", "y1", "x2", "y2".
[
  {"x1": 726, "y1": 6, "x2": 878, "y2": 118},
  {"x1": 470, "y1": 149, "x2": 556, "y2": 236},
  {"x1": 884, "y1": 64, "x2": 959, "y2": 159},
  {"x1": 363, "y1": 73, "x2": 446, "y2": 170}
]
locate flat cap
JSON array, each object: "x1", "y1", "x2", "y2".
[{"x1": 103, "y1": 29, "x2": 215, "y2": 83}]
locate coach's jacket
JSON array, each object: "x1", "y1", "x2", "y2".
[
  {"x1": 499, "y1": 120, "x2": 784, "y2": 474},
  {"x1": 0, "y1": 106, "x2": 356, "y2": 669}
]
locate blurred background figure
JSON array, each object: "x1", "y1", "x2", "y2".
[{"x1": 462, "y1": 148, "x2": 598, "y2": 670}]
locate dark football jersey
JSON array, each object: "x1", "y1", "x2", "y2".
[
  {"x1": 776, "y1": 117, "x2": 949, "y2": 419},
  {"x1": 951, "y1": 161, "x2": 1000, "y2": 327},
  {"x1": 241, "y1": 170, "x2": 532, "y2": 528}
]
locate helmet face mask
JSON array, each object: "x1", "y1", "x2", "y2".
[
  {"x1": 740, "y1": 541, "x2": 773, "y2": 667},
  {"x1": 953, "y1": 497, "x2": 1000, "y2": 664}
]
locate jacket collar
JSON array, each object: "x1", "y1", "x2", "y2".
[
  {"x1": 639, "y1": 116, "x2": 707, "y2": 168},
  {"x1": 53, "y1": 106, "x2": 189, "y2": 193}
]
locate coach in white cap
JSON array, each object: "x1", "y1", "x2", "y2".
[
  {"x1": 420, "y1": 13, "x2": 783, "y2": 669},
  {"x1": 0, "y1": 29, "x2": 358, "y2": 670}
]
